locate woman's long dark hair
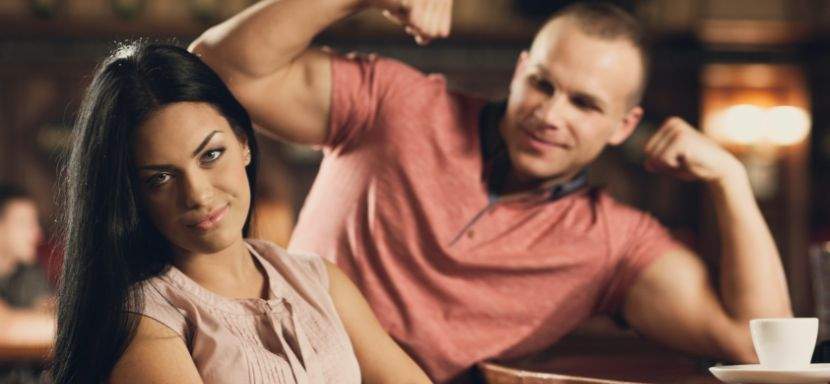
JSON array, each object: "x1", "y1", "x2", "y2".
[{"x1": 51, "y1": 41, "x2": 260, "y2": 383}]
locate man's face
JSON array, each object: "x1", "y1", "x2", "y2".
[
  {"x1": 501, "y1": 19, "x2": 644, "y2": 183},
  {"x1": 0, "y1": 199, "x2": 42, "y2": 265}
]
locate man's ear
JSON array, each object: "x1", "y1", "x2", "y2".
[
  {"x1": 511, "y1": 50, "x2": 530, "y2": 86},
  {"x1": 608, "y1": 106, "x2": 643, "y2": 146}
]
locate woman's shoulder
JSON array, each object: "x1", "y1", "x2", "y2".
[
  {"x1": 130, "y1": 271, "x2": 189, "y2": 339},
  {"x1": 245, "y1": 239, "x2": 331, "y2": 291}
]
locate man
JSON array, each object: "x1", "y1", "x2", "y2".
[
  {"x1": 191, "y1": 1, "x2": 792, "y2": 382},
  {"x1": 0, "y1": 184, "x2": 51, "y2": 314},
  {"x1": 0, "y1": 184, "x2": 54, "y2": 383}
]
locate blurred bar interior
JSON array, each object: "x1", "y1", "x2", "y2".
[{"x1": 2, "y1": 0, "x2": 830, "y2": 381}]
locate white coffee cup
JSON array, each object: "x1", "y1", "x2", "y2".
[{"x1": 750, "y1": 317, "x2": 818, "y2": 369}]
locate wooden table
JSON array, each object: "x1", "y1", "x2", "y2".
[
  {"x1": 480, "y1": 363, "x2": 646, "y2": 384},
  {"x1": 479, "y1": 357, "x2": 720, "y2": 384},
  {"x1": 478, "y1": 318, "x2": 722, "y2": 384},
  {"x1": 0, "y1": 343, "x2": 51, "y2": 362}
]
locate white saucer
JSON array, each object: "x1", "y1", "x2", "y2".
[{"x1": 710, "y1": 363, "x2": 830, "y2": 384}]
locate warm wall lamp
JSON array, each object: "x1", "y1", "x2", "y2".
[{"x1": 701, "y1": 64, "x2": 811, "y2": 199}]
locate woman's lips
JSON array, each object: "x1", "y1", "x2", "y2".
[{"x1": 190, "y1": 204, "x2": 229, "y2": 231}]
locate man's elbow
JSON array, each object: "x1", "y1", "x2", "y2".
[
  {"x1": 188, "y1": 24, "x2": 221, "y2": 56},
  {"x1": 187, "y1": 34, "x2": 264, "y2": 84},
  {"x1": 187, "y1": 39, "x2": 205, "y2": 55},
  {"x1": 188, "y1": 28, "x2": 218, "y2": 61},
  {"x1": 188, "y1": 26, "x2": 230, "y2": 73}
]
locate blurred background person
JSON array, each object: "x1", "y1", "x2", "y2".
[{"x1": 0, "y1": 184, "x2": 53, "y2": 384}]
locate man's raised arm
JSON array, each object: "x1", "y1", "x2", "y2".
[
  {"x1": 623, "y1": 117, "x2": 792, "y2": 363},
  {"x1": 189, "y1": 0, "x2": 451, "y2": 145}
]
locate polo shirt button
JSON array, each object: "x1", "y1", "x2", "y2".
[{"x1": 467, "y1": 230, "x2": 475, "y2": 238}]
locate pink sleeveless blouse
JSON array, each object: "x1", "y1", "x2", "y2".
[{"x1": 133, "y1": 239, "x2": 361, "y2": 383}]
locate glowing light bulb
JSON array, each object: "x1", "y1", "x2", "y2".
[
  {"x1": 718, "y1": 104, "x2": 765, "y2": 145},
  {"x1": 706, "y1": 104, "x2": 811, "y2": 146},
  {"x1": 763, "y1": 106, "x2": 811, "y2": 145}
]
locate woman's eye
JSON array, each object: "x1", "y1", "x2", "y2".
[
  {"x1": 201, "y1": 148, "x2": 225, "y2": 163},
  {"x1": 146, "y1": 173, "x2": 171, "y2": 188}
]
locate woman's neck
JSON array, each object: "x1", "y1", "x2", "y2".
[{"x1": 172, "y1": 238, "x2": 268, "y2": 300}]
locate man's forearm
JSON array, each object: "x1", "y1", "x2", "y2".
[
  {"x1": 191, "y1": 0, "x2": 366, "y2": 79},
  {"x1": 710, "y1": 166, "x2": 792, "y2": 321}
]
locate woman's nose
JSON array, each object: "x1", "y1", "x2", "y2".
[{"x1": 181, "y1": 172, "x2": 214, "y2": 209}]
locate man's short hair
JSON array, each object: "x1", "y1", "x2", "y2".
[
  {"x1": 0, "y1": 184, "x2": 31, "y2": 217},
  {"x1": 536, "y1": 2, "x2": 650, "y2": 106}
]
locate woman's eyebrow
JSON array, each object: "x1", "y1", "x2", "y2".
[
  {"x1": 137, "y1": 131, "x2": 224, "y2": 171},
  {"x1": 191, "y1": 131, "x2": 222, "y2": 158}
]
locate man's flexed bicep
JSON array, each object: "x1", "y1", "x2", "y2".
[
  {"x1": 196, "y1": 47, "x2": 334, "y2": 145},
  {"x1": 187, "y1": 0, "x2": 365, "y2": 145},
  {"x1": 189, "y1": 0, "x2": 452, "y2": 146},
  {"x1": 622, "y1": 249, "x2": 758, "y2": 364}
]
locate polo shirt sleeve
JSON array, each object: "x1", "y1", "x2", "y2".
[
  {"x1": 326, "y1": 52, "x2": 431, "y2": 149},
  {"x1": 596, "y1": 207, "x2": 685, "y2": 317}
]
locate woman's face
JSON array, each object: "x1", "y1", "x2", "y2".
[{"x1": 133, "y1": 102, "x2": 251, "y2": 256}]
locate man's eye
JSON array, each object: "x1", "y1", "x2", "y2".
[
  {"x1": 529, "y1": 75, "x2": 553, "y2": 94},
  {"x1": 201, "y1": 148, "x2": 225, "y2": 163},
  {"x1": 572, "y1": 97, "x2": 597, "y2": 111}
]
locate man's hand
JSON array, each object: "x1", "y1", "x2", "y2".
[
  {"x1": 644, "y1": 117, "x2": 744, "y2": 183},
  {"x1": 370, "y1": 0, "x2": 453, "y2": 45}
]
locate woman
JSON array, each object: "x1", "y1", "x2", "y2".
[{"x1": 51, "y1": 41, "x2": 431, "y2": 384}]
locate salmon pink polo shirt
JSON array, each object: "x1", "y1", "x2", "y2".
[{"x1": 288, "y1": 53, "x2": 682, "y2": 383}]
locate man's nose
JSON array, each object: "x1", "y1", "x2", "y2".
[{"x1": 536, "y1": 93, "x2": 569, "y2": 129}]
